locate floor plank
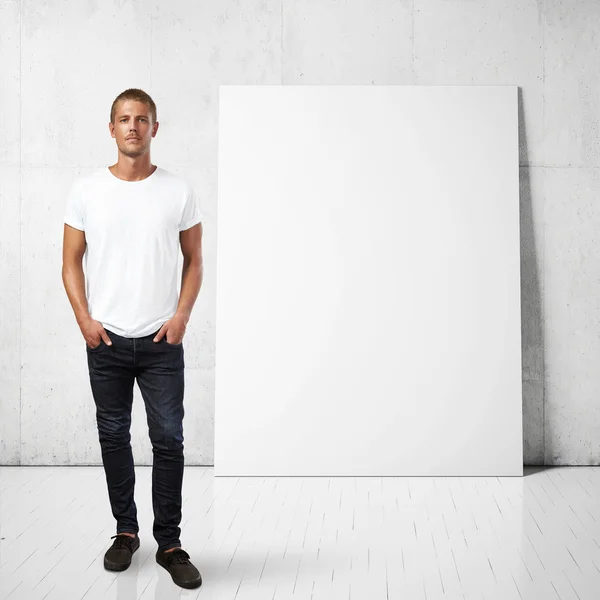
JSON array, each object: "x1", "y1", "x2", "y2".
[{"x1": 1, "y1": 466, "x2": 599, "y2": 599}]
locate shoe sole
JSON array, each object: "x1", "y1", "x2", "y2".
[
  {"x1": 156, "y1": 554, "x2": 202, "y2": 589},
  {"x1": 103, "y1": 536, "x2": 140, "y2": 571}
]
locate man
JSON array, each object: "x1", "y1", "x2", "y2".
[{"x1": 61, "y1": 88, "x2": 203, "y2": 590}]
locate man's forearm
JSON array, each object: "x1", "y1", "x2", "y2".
[
  {"x1": 62, "y1": 264, "x2": 91, "y2": 325},
  {"x1": 175, "y1": 259, "x2": 203, "y2": 324}
]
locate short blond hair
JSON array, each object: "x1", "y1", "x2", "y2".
[{"x1": 110, "y1": 88, "x2": 157, "y2": 124}]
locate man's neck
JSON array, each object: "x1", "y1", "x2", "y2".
[{"x1": 109, "y1": 162, "x2": 157, "y2": 182}]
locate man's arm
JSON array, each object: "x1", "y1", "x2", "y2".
[
  {"x1": 62, "y1": 223, "x2": 91, "y2": 325},
  {"x1": 175, "y1": 222, "x2": 204, "y2": 324}
]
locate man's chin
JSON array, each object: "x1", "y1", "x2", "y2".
[{"x1": 119, "y1": 146, "x2": 146, "y2": 157}]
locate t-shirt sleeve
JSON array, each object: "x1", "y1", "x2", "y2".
[
  {"x1": 64, "y1": 179, "x2": 85, "y2": 231},
  {"x1": 179, "y1": 187, "x2": 205, "y2": 232}
]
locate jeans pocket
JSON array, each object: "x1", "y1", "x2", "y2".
[{"x1": 87, "y1": 339, "x2": 104, "y2": 352}]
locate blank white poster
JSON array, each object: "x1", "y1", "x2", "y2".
[{"x1": 215, "y1": 85, "x2": 522, "y2": 476}]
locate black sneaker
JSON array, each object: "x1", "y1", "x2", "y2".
[
  {"x1": 156, "y1": 547, "x2": 202, "y2": 589},
  {"x1": 103, "y1": 533, "x2": 140, "y2": 571}
]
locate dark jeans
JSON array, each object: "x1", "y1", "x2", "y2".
[{"x1": 86, "y1": 326, "x2": 185, "y2": 551}]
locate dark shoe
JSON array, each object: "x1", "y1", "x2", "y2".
[
  {"x1": 156, "y1": 547, "x2": 202, "y2": 589},
  {"x1": 103, "y1": 533, "x2": 140, "y2": 571}
]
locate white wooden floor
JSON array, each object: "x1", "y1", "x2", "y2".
[{"x1": 1, "y1": 466, "x2": 600, "y2": 599}]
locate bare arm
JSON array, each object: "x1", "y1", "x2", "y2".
[
  {"x1": 151, "y1": 222, "x2": 204, "y2": 344},
  {"x1": 62, "y1": 224, "x2": 112, "y2": 347},
  {"x1": 62, "y1": 223, "x2": 91, "y2": 324},
  {"x1": 176, "y1": 222, "x2": 204, "y2": 323}
]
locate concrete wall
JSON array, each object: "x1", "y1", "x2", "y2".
[{"x1": 0, "y1": 0, "x2": 597, "y2": 466}]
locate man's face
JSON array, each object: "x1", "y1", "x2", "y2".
[{"x1": 110, "y1": 99, "x2": 158, "y2": 157}]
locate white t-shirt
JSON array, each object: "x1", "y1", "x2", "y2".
[{"x1": 64, "y1": 166, "x2": 204, "y2": 338}]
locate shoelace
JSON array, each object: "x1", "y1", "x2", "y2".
[
  {"x1": 111, "y1": 534, "x2": 135, "y2": 549},
  {"x1": 166, "y1": 549, "x2": 191, "y2": 565}
]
